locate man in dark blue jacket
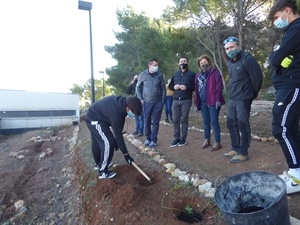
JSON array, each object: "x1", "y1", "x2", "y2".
[
  {"x1": 223, "y1": 37, "x2": 263, "y2": 163},
  {"x1": 169, "y1": 57, "x2": 195, "y2": 147},
  {"x1": 268, "y1": 0, "x2": 300, "y2": 194},
  {"x1": 85, "y1": 96, "x2": 142, "y2": 179}
]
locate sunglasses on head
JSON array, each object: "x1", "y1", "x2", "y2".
[{"x1": 223, "y1": 37, "x2": 239, "y2": 45}]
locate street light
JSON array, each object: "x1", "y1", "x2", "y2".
[
  {"x1": 99, "y1": 71, "x2": 105, "y2": 98},
  {"x1": 78, "y1": 0, "x2": 95, "y2": 104}
]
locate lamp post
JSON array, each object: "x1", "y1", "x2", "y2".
[
  {"x1": 78, "y1": 0, "x2": 95, "y2": 104},
  {"x1": 99, "y1": 71, "x2": 105, "y2": 98}
]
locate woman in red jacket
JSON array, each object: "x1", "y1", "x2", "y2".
[{"x1": 194, "y1": 55, "x2": 225, "y2": 151}]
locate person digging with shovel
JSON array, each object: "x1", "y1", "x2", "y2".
[{"x1": 85, "y1": 95, "x2": 142, "y2": 179}]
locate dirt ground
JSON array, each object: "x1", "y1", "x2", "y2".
[{"x1": 0, "y1": 99, "x2": 300, "y2": 225}]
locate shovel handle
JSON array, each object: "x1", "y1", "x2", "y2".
[{"x1": 132, "y1": 162, "x2": 152, "y2": 183}]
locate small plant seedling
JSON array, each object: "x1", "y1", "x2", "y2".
[{"x1": 184, "y1": 205, "x2": 193, "y2": 214}]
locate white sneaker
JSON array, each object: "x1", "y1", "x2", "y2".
[{"x1": 278, "y1": 171, "x2": 300, "y2": 194}]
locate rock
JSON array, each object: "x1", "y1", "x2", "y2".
[
  {"x1": 153, "y1": 155, "x2": 161, "y2": 162},
  {"x1": 158, "y1": 159, "x2": 168, "y2": 165},
  {"x1": 14, "y1": 200, "x2": 25, "y2": 210},
  {"x1": 179, "y1": 175, "x2": 190, "y2": 182},
  {"x1": 252, "y1": 135, "x2": 261, "y2": 141},
  {"x1": 192, "y1": 178, "x2": 208, "y2": 187},
  {"x1": 164, "y1": 163, "x2": 175, "y2": 169},
  {"x1": 171, "y1": 168, "x2": 187, "y2": 177}
]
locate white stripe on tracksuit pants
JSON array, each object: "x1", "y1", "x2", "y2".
[
  {"x1": 88, "y1": 121, "x2": 115, "y2": 172},
  {"x1": 272, "y1": 88, "x2": 300, "y2": 168}
]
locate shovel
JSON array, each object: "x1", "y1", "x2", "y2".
[{"x1": 132, "y1": 162, "x2": 152, "y2": 184}]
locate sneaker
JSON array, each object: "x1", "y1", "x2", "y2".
[
  {"x1": 165, "y1": 118, "x2": 169, "y2": 123},
  {"x1": 230, "y1": 154, "x2": 249, "y2": 163},
  {"x1": 132, "y1": 131, "x2": 139, "y2": 135},
  {"x1": 279, "y1": 171, "x2": 300, "y2": 194},
  {"x1": 137, "y1": 132, "x2": 144, "y2": 137},
  {"x1": 170, "y1": 139, "x2": 180, "y2": 148},
  {"x1": 144, "y1": 139, "x2": 151, "y2": 147},
  {"x1": 95, "y1": 162, "x2": 114, "y2": 170},
  {"x1": 94, "y1": 164, "x2": 100, "y2": 170},
  {"x1": 99, "y1": 171, "x2": 116, "y2": 179},
  {"x1": 148, "y1": 141, "x2": 157, "y2": 148},
  {"x1": 178, "y1": 139, "x2": 186, "y2": 147},
  {"x1": 224, "y1": 150, "x2": 237, "y2": 158}
]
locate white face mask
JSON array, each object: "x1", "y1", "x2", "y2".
[{"x1": 151, "y1": 66, "x2": 158, "y2": 73}]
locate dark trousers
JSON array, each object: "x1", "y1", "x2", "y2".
[
  {"x1": 200, "y1": 101, "x2": 221, "y2": 142},
  {"x1": 85, "y1": 120, "x2": 116, "y2": 172},
  {"x1": 172, "y1": 99, "x2": 192, "y2": 140},
  {"x1": 165, "y1": 96, "x2": 173, "y2": 120},
  {"x1": 272, "y1": 88, "x2": 300, "y2": 168},
  {"x1": 226, "y1": 99, "x2": 252, "y2": 155},
  {"x1": 143, "y1": 101, "x2": 163, "y2": 143}
]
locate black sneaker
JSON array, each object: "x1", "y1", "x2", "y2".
[
  {"x1": 99, "y1": 171, "x2": 116, "y2": 179},
  {"x1": 137, "y1": 132, "x2": 144, "y2": 137},
  {"x1": 170, "y1": 139, "x2": 180, "y2": 147},
  {"x1": 178, "y1": 139, "x2": 186, "y2": 147},
  {"x1": 132, "y1": 131, "x2": 139, "y2": 135},
  {"x1": 165, "y1": 118, "x2": 169, "y2": 123}
]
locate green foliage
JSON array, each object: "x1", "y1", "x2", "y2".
[
  {"x1": 184, "y1": 205, "x2": 194, "y2": 214},
  {"x1": 73, "y1": 0, "x2": 288, "y2": 102}
]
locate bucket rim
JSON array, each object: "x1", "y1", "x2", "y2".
[{"x1": 214, "y1": 170, "x2": 287, "y2": 215}]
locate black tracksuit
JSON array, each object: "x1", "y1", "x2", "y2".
[
  {"x1": 269, "y1": 17, "x2": 300, "y2": 168},
  {"x1": 85, "y1": 96, "x2": 128, "y2": 172}
]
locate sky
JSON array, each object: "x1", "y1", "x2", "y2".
[{"x1": 0, "y1": 0, "x2": 174, "y2": 93}]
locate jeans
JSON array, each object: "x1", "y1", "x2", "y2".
[
  {"x1": 200, "y1": 101, "x2": 221, "y2": 142},
  {"x1": 135, "y1": 111, "x2": 144, "y2": 134},
  {"x1": 143, "y1": 101, "x2": 163, "y2": 143},
  {"x1": 172, "y1": 99, "x2": 192, "y2": 140},
  {"x1": 165, "y1": 96, "x2": 173, "y2": 120},
  {"x1": 226, "y1": 99, "x2": 252, "y2": 155}
]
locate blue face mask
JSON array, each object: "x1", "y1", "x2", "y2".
[
  {"x1": 274, "y1": 12, "x2": 289, "y2": 29},
  {"x1": 151, "y1": 66, "x2": 158, "y2": 73},
  {"x1": 226, "y1": 49, "x2": 239, "y2": 59},
  {"x1": 127, "y1": 111, "x2": 135, "y2": 118}
]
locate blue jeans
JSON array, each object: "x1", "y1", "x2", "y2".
[
  {"x1": 135, "y1": 111, "x2": 144, "y2": 134},
  {"x1": 143, "y1": 101, "x2": 163, "y2": 143},
  {"x1": 165, "y1": 96, "x2": 173, "y2": 120},
  {"x1": 200, "y1": 101, "x2": 221, "y2": 142},
  {"x1": 226, "y1": 99, "x2": 252, "y2": 155}
]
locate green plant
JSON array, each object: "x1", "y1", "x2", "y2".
[{"x1": 184, "y1": 205, "x2": 193, "y2": 214}]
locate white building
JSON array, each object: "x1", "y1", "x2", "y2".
[{"x1": 0, "y1": 89, "x2": 80, "y2": 134}]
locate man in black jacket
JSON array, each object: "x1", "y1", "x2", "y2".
[
  {"x1": 85, "y1": 96, "x2": 142, "y2": 179},
  {"x1": 223, "y1": 37, "x2": 263, "y2": 163},
  {"x1": 169, "y1": 57, "x2": 195, "y2": 147},
  {"x1": 268, "y1": 0, "x2": 300, "y2": 194}
]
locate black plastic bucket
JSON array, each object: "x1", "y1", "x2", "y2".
[{"x1": 214, "y1": 171, "x2": 290, "y2": 225}]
